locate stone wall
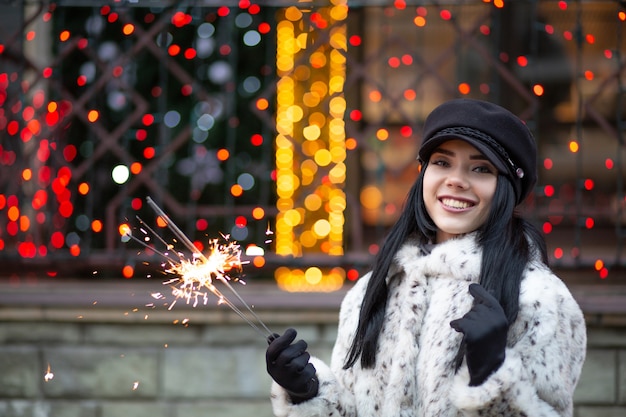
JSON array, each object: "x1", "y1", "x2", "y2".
[{"x1": 0, "y1": 279, "x2": 625, "y2": 417}]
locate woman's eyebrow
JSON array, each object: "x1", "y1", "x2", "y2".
[
  {"x1": 432, "y1": 147, "x2": 454, "y2": 156},
  {"x1": 432, "y1": 147, "x2": 488, "y2": 160}
]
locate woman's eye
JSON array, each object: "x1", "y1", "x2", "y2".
[
  {"x1": 474, "y1": 165, "x2": 495, "y2": 174},
  {"x1": 431, "y1": 159, "x2": 449, "y2": 167}
]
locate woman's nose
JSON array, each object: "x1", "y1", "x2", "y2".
[{"x1": 446, "y1": 168, "x2": 469, "y2": 189}]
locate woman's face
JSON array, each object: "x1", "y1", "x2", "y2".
[{"x1": 422, "y1": 139, "x2": 498, "y2": 243}]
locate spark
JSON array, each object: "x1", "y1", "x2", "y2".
[
  {"x1": 44, "y1": 364, "x2": 54, "y2": 382},
  {"x1": 132, "y1": 381, "x2": 139, "y2": 390},
  {"x1": 265, "y1": 222, "x2": 274, "y2": 244},
  {"x1": 164, "y1": 237, "x2": 243, "y2": 308},
  {"x1": 126, "y1": 197, "x2": 273, "y2": 339}
]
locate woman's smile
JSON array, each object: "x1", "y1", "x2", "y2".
[{"x1": 439, "y1": 197, "x2": 476, "y2": 210}]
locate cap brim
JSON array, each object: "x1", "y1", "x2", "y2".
[{"x1": 418, "y1": 133, "x2": 508, "y2": 174}]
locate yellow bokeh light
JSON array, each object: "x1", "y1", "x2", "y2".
[
  {"x1": 301, "y1": 159, "x2": 318, "y2": 177},
  {"x1": 329, "y1": 75, "x2": 344, "y2": 93},
  {"x1": 376, "y1": 128, "x2": 389, "y2": 141},
  {"x1": 277, "y1": 173, "x2": 299, "y2": 194},
  {"x1": 329, "y1": 164, "x2": 346, "y2": 184},
  {"x1": 569, "y1": 141, "x2": 579, "y2": 153},
  {"x1": 303, "y1": 92, "x2": 321, "y2": 107},
  {"x1": 329, "y1": 97, "x2": 346, "y2": 115},
  {"x1": 309, "y1": 112, "x2": 327, "y2": 127},
  {"x1": 310, "y1": 52, "x2": 327, "y2": 68},
  {"x1": 302, "y1": 140, "x2": 321, "y2": 158},
  {"x1": 277, "y1": 56, "x2": 294, "y2": 72},
  {"x1": 283, "y1": 209, "x2": 302, "y2": 227},
  {"x1": 286, "y1": 105, "x2": 304, "y2": 122},
  {"x1": 284, "y1": 6, "x2": 303, "y2": 21},
  {"x1": 295, "y1": 33, "x2": 308, "y2": 50},
  {"x1": 330, "y1": 49, "x2": 347, "y2": 64},
  {"x1": 313, "y1": 219, "x2": 331, "y2": 237},
  {"x1": 360, "y1": 185, "x2": 383, "y2": 210},
  {"x1": 299, "y1": 230, "x2": 318, "y2": 248},
  {"x1": 118, "y1": 223, "x2": 131, "y2": 236},
  {"x1": 305, "y1": 267, "x2": 323, "y2": 285},
  {"x1": 330, "y1": 4, "x2": 349, "y2": 20},
  {"x1": 303, "y1": 125, "x2": 321, "y2": 141},
  {"x1": 304, "y1": 193, "x2": 323, "y2": 211},
  {"x1": 314, "y1": 149, "x2": 332, "y2": 166},
  {"x1": 311, "y1": 81, "x2": 328, "y2": 98},
  {"x1": 329, "y1": 193, "x2": 347, "y2": 211},
  {"x1": 294, "y1": 64, "x2": 311, "y2": 81},
  {"x1": 276, "y1": 151, "x2": 294, "y2": 167}
]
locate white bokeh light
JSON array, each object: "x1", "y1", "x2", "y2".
[{"x1": 112, "y1": 165, "x2": 130, "y2": 184}]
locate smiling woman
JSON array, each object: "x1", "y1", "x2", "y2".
[{"x1": 264, "y1": 99, "x2": 586, "y2": 417}]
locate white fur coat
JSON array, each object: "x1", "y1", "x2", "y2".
[{"x1": 270, "y1": 233, "x2": 587, "y2": 417}]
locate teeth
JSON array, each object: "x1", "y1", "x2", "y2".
[{"x1": 441, "y1": 198, "x2": 471, "y2": 209}]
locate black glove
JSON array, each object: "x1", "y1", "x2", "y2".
[
  {"x1": 266, "y1": 328, "x2": 319, "y2": 404},
  {"x1": 450, "y1": 283, "x2": 508, "y2": 386}
]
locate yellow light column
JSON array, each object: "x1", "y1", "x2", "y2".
[{"x1": 274, "y1": 1, "x2": 348, "y2": 292}]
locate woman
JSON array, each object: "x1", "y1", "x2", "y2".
[{"x1": 266, "y1": 99, "x2": 587, "y2": 417}]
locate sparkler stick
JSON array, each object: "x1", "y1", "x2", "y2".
[{"x1": 143, "y1": 197, "x2": 273, "y2": 338}]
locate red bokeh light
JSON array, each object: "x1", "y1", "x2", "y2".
[
  {"x1": 235, "y1": 216, "x2": 247, "y2": 228},
  {"x1": 347, "y1": 269, "x2": 360, "y2": 281},
  {"x1": 51, "y1": 231, "x2": 65, "y2": 249},
  {"x1": 196, "y1": 218, "x2": 208, "y2": 231},
  {"x1": 251, "y1": 134, "x2": 263, "y2": 146}
]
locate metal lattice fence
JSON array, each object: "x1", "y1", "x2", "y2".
[{"x1": 0, "y1": 0, "x2": 624, "y2": 285}]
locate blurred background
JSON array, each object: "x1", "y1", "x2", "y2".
[{"x1": 1, "y1": 1, "x2": 625, "y2": 416}]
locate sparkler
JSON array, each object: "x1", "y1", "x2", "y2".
[{"x1": 125, "y1": 197, "x2": 273, "y2": 339}]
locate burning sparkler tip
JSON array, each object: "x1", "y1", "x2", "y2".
[
  {"x1": 129, "y1": 197, "x2": 273, "y2": 339},
  {"x1": 44, "y1": 364, "x2": 54, "y2": 382}
]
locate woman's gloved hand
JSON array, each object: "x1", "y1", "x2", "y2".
[
  {"x1": 266, "y1": 328, "x2": 319, "y2": 404},
  {"x1": 450, "y1": 283, "x2": 509, "y2": 386}
]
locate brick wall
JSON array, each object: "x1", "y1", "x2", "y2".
[{"x1": 0, "y1": 280, "x2": 624, "y2": 417}]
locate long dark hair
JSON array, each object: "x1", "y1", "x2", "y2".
[{"x1": 343, "y1": 163, "x2": 548, "y2": 369}]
